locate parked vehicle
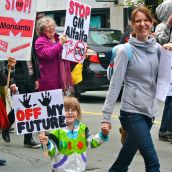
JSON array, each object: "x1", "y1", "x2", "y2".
[{"x1": 56, "y1": 27, "x2": 122, "y2": 98}]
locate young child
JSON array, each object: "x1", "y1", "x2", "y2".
[{"x1": 39, "y1": 96, "x2": 109, "y2": 172}]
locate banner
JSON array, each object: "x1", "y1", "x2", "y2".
[
  {"x1": 62, "y1": 0, "x2": 91, "y2": 63},
  {"x1": 0, "y1": 0, "x2": 37, "y2": 61},
  {"x1": 13, "y1": 89, "x2": 66, "y2": 135}
]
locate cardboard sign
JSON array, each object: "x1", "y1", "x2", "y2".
[
  {"x1": 13, "y1": 89, "x2": 66, "y2": 135},
  {"x1": 62, "y1": 0, "x2": 91, "y2": 63},
  {"x1": 0, "y1": 0, "x2": 37, "y2": 61},
  {"x1": 156, "y1": 49, "x2": 172, "y2": 101}
]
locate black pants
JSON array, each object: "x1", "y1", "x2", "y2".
[
  {"x1": 16, "y1": 75, "x2": 35, "y2": 94},
  {"x1": 159, "y1": 96, "x2": 172, "y2": 133},
  {"x1": 8, "y1": 109, "x2": 32, "y2": 142}
]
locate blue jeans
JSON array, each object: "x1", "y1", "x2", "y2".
[
  {"x1": 159, "y1": 96, "x2": 172, "y2": 133},
  {"x1": 109, "y1": 111, "x2": 160, "y2": 172}
]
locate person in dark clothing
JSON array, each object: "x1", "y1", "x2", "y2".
[
  {"x1": 2, "y1": 45, "x2": 41, "y2": 148},
  {"x1": 0, "y1": 57, "x2": 16, "y2": 165},
  {"x1": 119, "y1": 7, "x2": 135, "y2": 44},
  {"x1": 119, "y1": 25, "x2": 132, "y2": 44}
]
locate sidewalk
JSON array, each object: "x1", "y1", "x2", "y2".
[{"x1": 1, "y1": 100, "x2": 172, "y2": 172}]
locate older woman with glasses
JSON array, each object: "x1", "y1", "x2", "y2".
[
  {"x1": 35, "y1": 16, "x2": 72, "y2": 94},
  {"x1": 101, "y1": 6, "x2": 161, "y2": 172}
]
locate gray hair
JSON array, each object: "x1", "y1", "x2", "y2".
[{"x1": 36, "y1": 16, "x2": 56, "y2": 36}]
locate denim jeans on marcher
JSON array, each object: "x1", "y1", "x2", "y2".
[
  {"x1": 109, "y1": 111, "x2": 160, "y2": 172},
  {"x1": 159, "y1": 96, "x2": 172, "y2": 133}
]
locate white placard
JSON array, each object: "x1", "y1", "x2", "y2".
[
  {"x1": 0, "y1": 0, "x2": 37, "y2": 61},
  {"x1": 167, "y1": 57, "x2": 172, "y2": 96},
  {"x1": 156, "y1": 48, "x2": 172, "y2": 101},
  {"x1": 62, "y1": 0, "x2": 91, "y2": 63},
  {"x1": 13, "y1": 89, "x2": 66, "y2": 135}
]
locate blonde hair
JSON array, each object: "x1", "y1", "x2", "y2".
[
  {"x1": 36, "y1": 16, "x2": 56, "y2": 36},
  {"x1": 64, "y1": 96, "x2": 81, "y2": 120}
]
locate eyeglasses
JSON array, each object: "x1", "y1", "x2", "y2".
[
  {"x1": 45, "y1": 24, "x2": 55, "y2": 30},
  {"x1": 65, "y1": 109, "x2": 76, "y2": 113}
]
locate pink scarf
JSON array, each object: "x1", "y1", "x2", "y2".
[
  {"x1": 54, "y1": 33, "x2": 73, "y2": 94},
  {"x1": 59, "y1": 58, "x2": 73, "y2": 94}
]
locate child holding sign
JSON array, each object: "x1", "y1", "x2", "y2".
[{"x1": 39, "y1": 96, "x2": 109, "y2": 172}]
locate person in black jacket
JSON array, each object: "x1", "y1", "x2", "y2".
[
  {"x1": 0, "y1": 57, "x2": 16, "y2": 165},
  {"x1": 119, "y1": 7, "x2": 135, "y2": 44},
  {"x1": 2, "y1": 43, "x2": 41, "y2": 148},
  {"x1": 119, "y1": 25, "x2": 132, "y2": 44}
]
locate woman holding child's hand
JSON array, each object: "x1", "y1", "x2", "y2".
[{"x1": 102, "y1": 6, "x2": 161, "y2": 172}]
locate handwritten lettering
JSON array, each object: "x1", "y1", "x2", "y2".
[
  {"x1": 5, "y1": 0, "x2": 32, "y2": 13},
  {"x1": 69, "y1": 0, "x2": 91, "y2": 19}
]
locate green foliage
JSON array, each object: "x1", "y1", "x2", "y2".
[
  {"x1": 125, "y1": 0, "x2": 163, "y2": 14},
  {"x1": 125, "y1": 0, "x2": 144, "y2": 7}
]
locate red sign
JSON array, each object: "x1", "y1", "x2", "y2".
[
  {"x1": 11, "y1": 42, "x2": 30, "y2": 53},
  {"x1": 5, "y1": 0, "x2": 32, "y2": 13},
  {"x1": 0, "y1": 16, "x2": 34, "y2": 37}
]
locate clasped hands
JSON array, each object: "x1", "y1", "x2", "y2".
[{"x1": 101, "y1": 122, "x2": 111, "y2": 136}]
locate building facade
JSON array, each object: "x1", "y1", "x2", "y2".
[{"x1": 37, "y1": 0, "x2": 128, "y2": 32}]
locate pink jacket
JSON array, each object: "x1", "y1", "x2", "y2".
[{"x1": 35, "y1": 33, "x2": 72, "y2": 92}]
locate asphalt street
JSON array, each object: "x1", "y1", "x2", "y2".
[{"x1": 0, "y1": 91, "x2": 172, "y2": 172}]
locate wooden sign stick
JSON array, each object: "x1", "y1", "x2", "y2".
[
  {"x1": 40, "y1": 131, "x2": 48, "y2": 157},
  {"x1": 5, "y1": 67, "x2": 13, "y2": 110}
]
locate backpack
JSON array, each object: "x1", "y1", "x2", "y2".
[{"x1": 107, "y1": 43, "x2": 132, "y2": 80}]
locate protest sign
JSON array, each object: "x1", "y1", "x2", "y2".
[
  {"x1": 156, "y1": 49, "x2": 172, "y2": 101},
  {"x1": 13, "y1": 89, "x2": 66, "y2": 135},
  {"x1": 167, "y1": 52, "x2": 172, "y2": 96},
  {"x1": 62, "y1": 0, "x2": 91, "y2": 63},
  {"x1": 0, "y1": 0, "x2": 37, "y2": 61}
]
